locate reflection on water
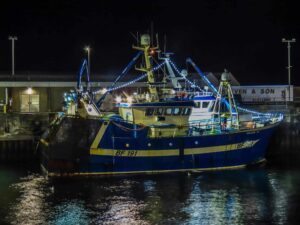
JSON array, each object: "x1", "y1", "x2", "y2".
[
  {"x1": 1, "y1": 167, "x2": 300, "y2": 225},
  {"x1": 51, "y1": 200, "x2": 89, "y2": 225},
  {"x1": 7, "y1": 175, "x2": 50, "y2": 225}
]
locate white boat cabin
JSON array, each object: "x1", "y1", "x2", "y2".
[{"x1": 189, "y1": 95, "x2": 215, "y2": 126}]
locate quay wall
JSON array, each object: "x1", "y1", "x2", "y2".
[
  {"x1": 0, "y1": 113, "x2": 49, "y2": 162},
  {"x1": 0, "y1": 137, "x2": 36, "y2": 162},
  {"x1": 266, "y1": 111, "x2": 300, "y2": 168}
]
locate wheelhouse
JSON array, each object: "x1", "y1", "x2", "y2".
[
  {"x1": 189, "y1": 95, "x2": 216, "y2": 125},
  {"x1": 192, "y1": 95, "x2": 215, "y2": 111},
  {"x1": 117, "y1": 100, "x2": 195, "y2": 137}
]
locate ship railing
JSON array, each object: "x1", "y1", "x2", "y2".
[
  {"x1": 251, "y1": 112, "x2": 284, "y2": 124},
  {"x1": 189, "y1": 113, "x2": 283, "y2": 133},
  {"x1": 188, "y1": 120, "x2": 237, "y2": 134},
  {"x1": 158, "y1": 91, "x2": 213, "y2": 101},
  {"x1": 240, "y1": 113, "x2": 283, "y2": 129},
  {"x1": 107, "y1": 113, "x2": 283, "y2": 137},
  {"x1": 191, "y1": 91, "x2": 214, "y2": 97}
]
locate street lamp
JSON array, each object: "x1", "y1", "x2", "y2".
[
  {"x1": 8, "y1": 36, "x2": 18, "y2": 76},
  {"x1": 84, "y1": 46, "x2": 91, "y2": 76},
  {"x1": 282, "y1": 38, "x2": 296, "y2": 102}
]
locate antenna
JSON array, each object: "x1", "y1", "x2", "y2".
[
  {"x1": 163, "y1": 34, "x2": 167, "y2": 76},
  {"x1": 164, "y1": 34, "x2": 167, "y2": 53},
  {"x1": 151, "y1": 21, "x2": 154, "y2": 46},
  {"x1": 130, "y1": 32, "x2": 138, "y2": 43}
]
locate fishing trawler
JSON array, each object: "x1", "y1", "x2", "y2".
[{"x1": 40, "y1": 34, "x2": 283, "y2": 176}]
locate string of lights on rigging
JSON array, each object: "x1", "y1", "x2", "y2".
[
  {"x1": 92, "y1": 61, "x2": 167, "y2": 95},
  {"x1": 167, "y1": 59, "x2": 204, "y2": 92},
  {"x1": 170, "y1": 58, "x2": 279, "y2": 118}
]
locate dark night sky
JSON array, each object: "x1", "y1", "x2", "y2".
[{"x1": 0, "y1": 0, "x2": 299, "y2": 85}]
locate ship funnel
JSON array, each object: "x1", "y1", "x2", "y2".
[{"x1": 141, "y1": 34, "x2": 150, "y2": 46}]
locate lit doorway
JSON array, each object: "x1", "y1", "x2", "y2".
[{"x1": 20, "y1": 94, "x2": 40, "y2": 112}]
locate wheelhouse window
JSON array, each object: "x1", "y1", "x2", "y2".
[
  {"x1": 173, "y1": 108, "x2": 182, "y2": 115},
  {"x1": 165, "y1": 108, "x2": 172, "y2": 115},
  {"x1": 210, "y1": 101, "x2": 215, "y2": 111},
  {"x1": 202, "y1": 101, "x2": 209, "y2": 108},
  {"x1": 155, "y1": 108, "x2": 164, "y2": 115},
  {"x1": 182, "y1": 108, "x2": 191, "y2": 115},
  {"x1": 195, "y1": 102, "x2": 201, "y2": 108},
  {"x1": 145, "y1": 108, "x2": 154, "y2": 116}
]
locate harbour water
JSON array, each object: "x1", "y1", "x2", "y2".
[{"x1": 1, "y1": 162, "x2": 300, "y2": 225}]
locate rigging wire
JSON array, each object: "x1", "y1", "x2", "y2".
[
  {"x1": 170, "y1": 58, "x2": 283, "y2": 118},
  {"x1": 93, "y1": 61, "x2": 167, "y2": 94},
  {"x1": 168, "y1": 59, "x2": 204, "y2": 92}
]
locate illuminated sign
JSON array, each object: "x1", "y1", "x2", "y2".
[{"x1": 231, "y1": 85, "x2": 293, "y2": 103}]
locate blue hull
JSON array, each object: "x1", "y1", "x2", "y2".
[
  {"x1": 40, "y1": 117, "x2": 278, "y2": 176},
  {"x1": 41, "y1": 118, "x2": 278, "y2": 176},
  {"x1": 84, "y1": 125, "x2": 275, "y2": 175}
]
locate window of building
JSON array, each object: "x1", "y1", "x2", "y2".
[{"x1": 20, "y1": 94, "x2": 40, "y2": 112}]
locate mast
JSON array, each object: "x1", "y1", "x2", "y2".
[
  {"x1": 133, "y1": 34, "x2": 159, "y2": 100},
  {"x1": 213, "y1": 69, "x2": 239, "y2": 129}
]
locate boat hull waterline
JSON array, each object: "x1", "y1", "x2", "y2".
[{"x1": 40, "y1": 117, "x2": 277, "y2": 177}]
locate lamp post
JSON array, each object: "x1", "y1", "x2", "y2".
[
  {"x1": 282, "y1": 38, "x2": 296, "y2": 103},
  {"x1": 8, "y1": 36, "x2": 18, "y2": 76}
]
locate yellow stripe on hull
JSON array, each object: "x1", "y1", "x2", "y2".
[
  {"x1": 90, "y1": 139, "x2": 259, "y2": 157},
  {"x1": 40, "y1": 138, "x2": 49, "y2": 147},
  {"x1": 90, "y1": 122, "x2": 109, "y2": 150},
  {"x1": 185, "y1": 140, "x2": 259, "y2": 155}
]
